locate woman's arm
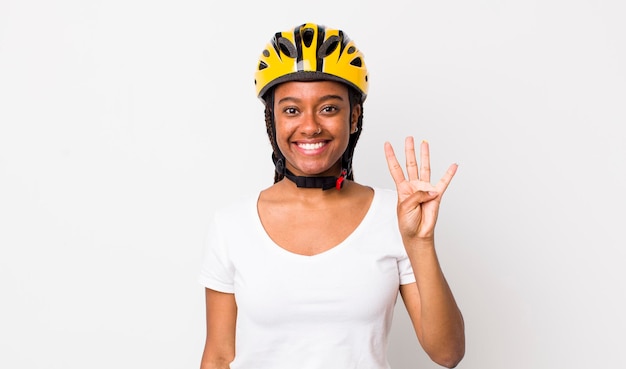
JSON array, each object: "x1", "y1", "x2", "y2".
[
  {"x1": 399, "y1": 245, "x2": 465, "y2": 368},
  {"x1": 200, "y1": 288, "x2": 237, "y2": 369},
  {"x1": 385, "y1": 137, "x2": 465, "y2": 368}
]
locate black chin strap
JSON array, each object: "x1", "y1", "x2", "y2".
[
  {"x1": 284, "y1": 168, "x2": 348, "y2": 190},
  {"x1": 273, "y1": 155, "x2": 348, "y2": 190}
]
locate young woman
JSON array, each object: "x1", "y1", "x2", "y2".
[{"x1": 199, "y1": 22, "x2": 465, "y2": 369}]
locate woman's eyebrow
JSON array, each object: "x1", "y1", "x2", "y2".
[{"x1": 277, "y1": 94, "x2": 345, "y2": 105}]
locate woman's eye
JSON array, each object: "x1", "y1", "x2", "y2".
[
  {"x1": 321, "y1": 106, "x2": 338, "y2": 113},
  {"x1": 283, "y1": 107, "x2": 298, "y2": 115}
]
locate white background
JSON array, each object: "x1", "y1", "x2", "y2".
[{"x1": 1, "y1": 0, "x2": 625, "y2": 368}]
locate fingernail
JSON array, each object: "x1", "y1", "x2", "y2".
[{"x1": 428, "y1": 191, "x2": 438, "y2": 196}]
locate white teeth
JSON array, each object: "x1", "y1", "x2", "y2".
[{"x1": 298, "y1": 142, "x2": 325, "y2": 150}]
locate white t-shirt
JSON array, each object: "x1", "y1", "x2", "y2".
[{"x1": 198, "y1": 187, "x2": 416, "y2": 369}]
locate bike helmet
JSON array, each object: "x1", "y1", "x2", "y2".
[
  {"x1": 255, "y1": 23, "x2": 368, "y2": 190},
  {"x1": 255, "y1": 22, "x2": 368, "y2": 102}
]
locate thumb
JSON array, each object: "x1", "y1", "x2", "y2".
[{"x1": 400, "y1": 190, "x2": 438, "y2": 209}]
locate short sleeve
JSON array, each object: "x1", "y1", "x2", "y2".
[
  {"x1": 398, "y1": 251, "x2": 416, "y2": 285},
  {"x1": 198, "y1": 214, "x2": 235, "y2": 293},
  {"x1": 376, "y1": 187, "x2": 417, "y2": 286}
]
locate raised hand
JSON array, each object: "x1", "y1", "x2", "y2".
[{"x1": 384, "y1": 136, "x2": 457, "y2": 241}]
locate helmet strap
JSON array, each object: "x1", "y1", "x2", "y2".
[
  {"x1": 285, "y1": 168, "x2": 348, "y2": 190},
  {"x1": 272, "y1": 153, "x2": 348, "y2": 190}
]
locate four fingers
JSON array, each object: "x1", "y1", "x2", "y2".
[
  {"x1": 384, "y1": 137, "x2": 457, "y2": 193},
  {"x1": 385, "y1": 137, "x2": 457, "y2": 237}
]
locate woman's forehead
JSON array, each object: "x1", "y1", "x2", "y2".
[{"x1": 274, "y1": 80, "x2": 349, "y2": 102}]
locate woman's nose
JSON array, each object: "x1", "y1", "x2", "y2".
[{"x1": 300, "y1": 112, "x2": 321, "y2": 135}]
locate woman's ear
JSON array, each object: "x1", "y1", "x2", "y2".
[{"x1": 351, "y1": 104, "x2": 362, "y2": 133}]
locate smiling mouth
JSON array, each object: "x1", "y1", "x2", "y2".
[{"x1": 297, "y1": 141, "x2": 326, "y2": 150}]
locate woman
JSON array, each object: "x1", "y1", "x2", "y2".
[{"x1": 199, "y1": 22, "x2": 465, "y2": 369}]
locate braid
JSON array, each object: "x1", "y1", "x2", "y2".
[
  {"x1": 263, "y1": 88, "x2": 284, "y2": 183},
  {"x1": 344, "y1": 87, "x2": 364, "y2": 181}
]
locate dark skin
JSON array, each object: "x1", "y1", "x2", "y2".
[
  {"x1": 201, "y1": 80, "x2": 464, "y2": 369},
  {"x1": 259, "y1": 80, "x2": 370, "y2": 256}
]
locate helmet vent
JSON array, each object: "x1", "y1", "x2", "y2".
[
  {"x1": 318, "y1": 35, "x2": 340, "y2": 58},
  {"x1": 347, "y1": 46, "x2": 356, "y2": 54},
  {"x1": 302, "y1": 28, "x2": 315, "y2": 47},
  {"x1": 350, "y1": 57, "x2": 363, "y2": 67},
  {"x1": 277, "y1": 37, "x2": 297, "y2": 58},
  {"x1": 258, "y1": 61, "x2": 268, "y2": 70}
]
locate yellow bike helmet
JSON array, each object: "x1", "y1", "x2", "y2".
[{"x1": 254, "y1": 23, "x2": 369, "y2": 101}]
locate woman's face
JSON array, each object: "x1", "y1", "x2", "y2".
[{"x1": 273, "y1": 80, "x2": 360, "y2": 178}]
